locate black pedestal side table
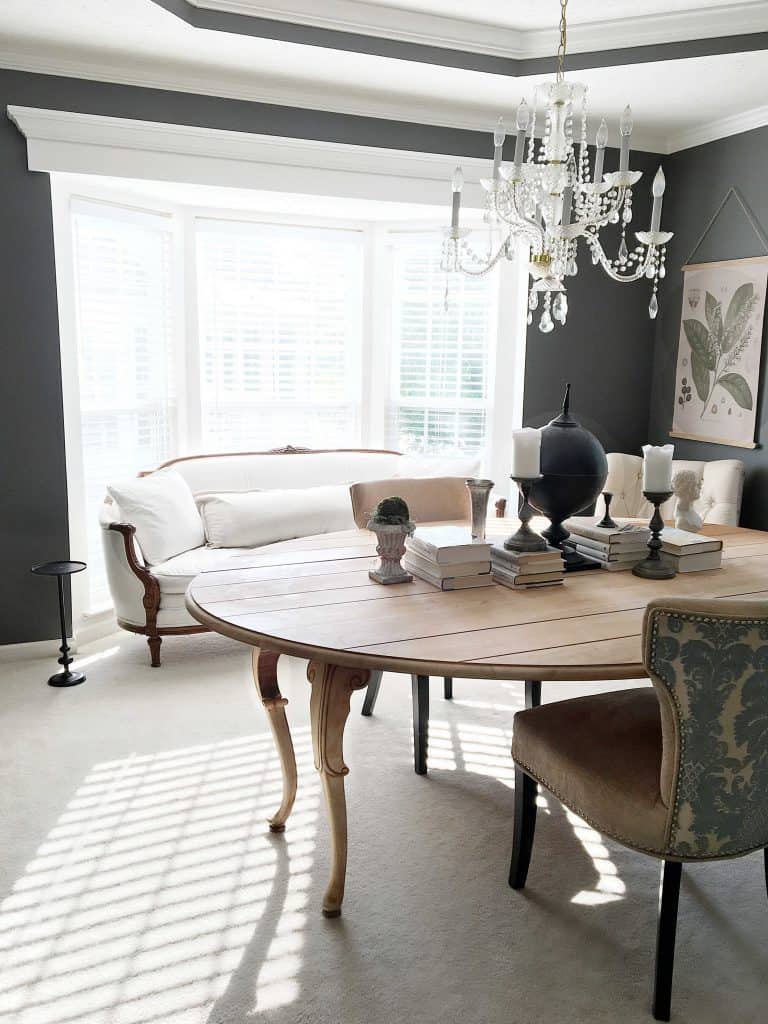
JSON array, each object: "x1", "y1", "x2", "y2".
[{"x1": 31, "y1": 561, "x2": 87, "y2": 687}]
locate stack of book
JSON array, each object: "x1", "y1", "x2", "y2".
[
  {"x1": 563, "y1": 517, "x2": 651, "y2": 571},
  {"x1": 404, "y1": 526, "x2": 493, "y2": 590},
  {"x1": 490, "y1": 544, "x2": 565, "y2": 589},
  {"x1": 660, "y1": 528, "x2": 723, "y2": 572}
]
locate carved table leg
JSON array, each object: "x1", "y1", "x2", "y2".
[
  {"x1": 307, "y1": 660, "x2": 370, "y2": 917},
  {"x1": 251, "y1": 648, "x2": 297, "y2": 833}
]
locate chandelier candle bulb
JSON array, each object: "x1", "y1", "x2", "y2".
[
  {"x1": 511, "y1": 428, "x2": 542, "y2": 479},
  {"x1": 642, "y1": 443, "x2": 674, "y2": 492},
  {"x1": 513, "y1": 99, "x2": 529, "y2": 170},
  {"x1": 451, "y1": 166, "x2": 463, "y2": 232},
  {"x1": 619, "y1": 105, "x2": 633, "y2": 173},
  {"x1": 493, "y1": 117, "x2": 505, "y2": 180},
  {"x1": 593, "y1": 118, "x2": 608, "y2": 185},
  {"x1": 651, "y1": 167, "x2": 666, "y2": 232}
]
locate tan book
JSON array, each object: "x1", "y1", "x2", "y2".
[
  {"x1": 661, "y1": 550, "x2": 723, "y2": 572},
  {"x1": 570, "y1": 543, "x2": 646, "y2": 564},
  {"x1": 493, "y1": 574, "x2": 563, "y2": 590},
  {"x1": 564, "y1": 517, "x2": 651, "y2": 548},
  {"x1": 404, "y1": 550, "x2": 491, "y2": 579}
]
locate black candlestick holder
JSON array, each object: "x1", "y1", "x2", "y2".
[
  {"x1": 597, "y1": 491, "x2": 618, "y2": 529},
  {"x1": 504, "y1": 476, "x2": 548, "y2": 552},
  {"x1": 632, "y1": 491, "x2": 676, "y2": 579}
]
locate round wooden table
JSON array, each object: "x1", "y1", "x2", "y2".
[{"x1": 186, "y1": 520, "x2": 768, "y2": 916}]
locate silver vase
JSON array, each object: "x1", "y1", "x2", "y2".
[{"x1": 466, "y1": 478, "x2": 494, "y2": 541}]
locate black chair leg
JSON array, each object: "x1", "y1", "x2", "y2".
[
  {"x1": 509, "y1": 767, "x2": 537, "y2": 888},
  {"x1": 764, "y1": 848, "x2": 767, "y2": 900},
  {"x1": 361, "y1": 670, "x2": 383, "y2": 716},
  {"x1": 411, "y1": 674, "x2": 429, "y2": 775},
  {"x1": 443, "y1": 677, "x2": 453, "y2": 700},
  {"x1": 525, "y1": 679, "x2": 541, "y2": 708},
  {"x1": 653, "y1": 860, "x2": 683, "y2": 1022}
]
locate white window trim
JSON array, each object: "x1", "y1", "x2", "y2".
[{"x1": 51, "y1": 177, "x2": 526, "y2": 639}]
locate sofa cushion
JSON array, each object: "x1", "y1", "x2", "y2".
[
  {"x1": 108, "y1": 470, "x2": 205, "y2": 565},
  {"x1": 197, "y1": 485, "x2": 356, "y2": 548},
  {"x1": 152, "y1": 546, "x2": 257, "y2": 594}
]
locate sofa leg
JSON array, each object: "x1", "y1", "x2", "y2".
[
  {"x1": 443, "y1": 677, "x2": 453, "y2": 700},
  {"x1": 148, "y1": 635, "x2": 162, "y2": 667}
]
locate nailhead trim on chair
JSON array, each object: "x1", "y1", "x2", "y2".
[{"x1": 647, "y1": 609, "x2": 768, "y2": 860}]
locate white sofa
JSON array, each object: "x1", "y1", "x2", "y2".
[
  {"x1": 100, "y1": 446, "x2": 479, "y2": 665},
  {"x1": 601, "y1": 453, "x2": 745, "y2": 525}
]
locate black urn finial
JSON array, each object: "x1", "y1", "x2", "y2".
[{"x1": 562, "y1": 382, "x2": 571, "y2": 415}]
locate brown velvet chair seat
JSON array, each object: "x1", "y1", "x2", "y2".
[{"x1": 512, "y1": 687, "x2": 669, "y2": 856}]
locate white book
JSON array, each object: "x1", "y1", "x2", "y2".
[
  {"x1": 564, "y1": 517, "x2": 651, "y2": 547},
  {"x1": 491, "y1": 554, "x2": 564, "y2": 575},
  {"x1": 490, "y1": 544, "x2": 564, "y2": 572},
  {"x1": 493, "y1": 574, "x2": 563, "y2": 591},
  {"x1": 407, "y1": 562, "x2": 494, "y2": 590},
  {"x1": 404, "y1": 550, "x2": 491, "y2": 579},
  {"x1": 661, "y1": 550, "x2": 723, "y2": 572},
  {"x1": 407, "y1": 526, "x2": 492, "y2": 565},
  {"x1": 659, "y1": 528, "x2": 723, "y2": 556},
  {"x1": 568, "y1": 533, "x2": 649, "y2": 556},
  {"x1": 570, "y1": 543, "x2": 646, "y2": 564},
  {"x1": 492, "y1": 564, "x2": 564, "y2": 586}
]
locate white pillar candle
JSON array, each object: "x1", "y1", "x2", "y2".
[
  {"x1": 593, "y1": 118, "x2": 608, "y2": 185},
  {"x1": 450, "y1": 166, "x2": 463, "y2": 231},
  {"x1": 493, "y1": 116, "x2": 505, "y2": 182},
  {"x1": 642, "y1": 443, "x2": 674, "y2": 492},
  {"x1": 511, "y1": 428, "x2": 542, "y2": 479}
]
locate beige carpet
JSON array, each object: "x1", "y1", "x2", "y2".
[{"x1": 0, "y1": 631, "x2": 765, "y2": 1024}]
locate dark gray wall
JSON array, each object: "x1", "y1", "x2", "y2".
[
  {"x1": 0, "y1": 67, "x2": 661, "y2": 642},
  {"x1": 523, "y1": 147, "x2": 661, "y2": 452},
  {"x1": 647, "y1": 127, "x2": 768, "y2": 529}
]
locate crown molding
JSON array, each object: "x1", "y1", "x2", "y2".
[
  {"x1": 0, "y1": 48, "x2": 669, "y2": 154},
  {"x1": 6, "y1": 104, "x2": 495, "y2": 206},
  {"x1": 671, "y1": 104, "x2": 768, "y2": 152},
  {"x1": 187, "y1": 0, "x2": 768, "y2": 57}
]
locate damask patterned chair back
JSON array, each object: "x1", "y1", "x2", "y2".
[{"x1": 644, "y1": 597, "x2": 768, "y2": 860}]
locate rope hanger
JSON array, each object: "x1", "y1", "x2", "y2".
[{"x1": 683, "y1": 186, "x2": 768, "y2": 269}]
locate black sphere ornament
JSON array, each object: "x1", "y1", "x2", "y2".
[{"x1": 528, "y1": 383, "x2": 608, "y2": 572}]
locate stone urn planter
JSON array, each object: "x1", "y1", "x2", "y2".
[{"x1": 367, "y1": 496, "x2": 415, "y2": 584}]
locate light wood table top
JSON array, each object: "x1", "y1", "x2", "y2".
[
  {"x1": 185, "y1": 519, "x2": 768, "y2": 917},
  {"x1": 187, "y1": 520, "x2": 768, "y2": 683}
]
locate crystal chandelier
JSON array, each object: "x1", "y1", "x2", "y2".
[{"x1": 441, "y1": 0, "x2": 673, "y2": 332}]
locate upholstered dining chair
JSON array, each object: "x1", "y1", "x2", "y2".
[
  {"x1": 349, "y1": 476, "x2": 474, "y2": 773},
  {"x1": 508, "y1": 596, "x2": 768, "y2": 1020}
]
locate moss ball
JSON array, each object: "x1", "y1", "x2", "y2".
[{"x1": 371, "y1": 496, "x2": 410, "y2": 525}]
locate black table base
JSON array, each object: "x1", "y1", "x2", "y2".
[{"x1": 31, "y1": 560, "x2": 87, "y2": 688}]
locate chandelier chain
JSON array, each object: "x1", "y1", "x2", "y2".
[{"x1": 557, "y1": 0, "x2": 568, "y2": 82}]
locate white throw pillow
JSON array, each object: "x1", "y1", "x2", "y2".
[
  {"x1": 198, "y1": 485, "x2": 356, "y2": 548},
  {"x1": 396, "y1": 454, "x2": 482, "y2": 479},
  {"x1": 108, "y1": 470, "x2": 205, "y2": 565}
]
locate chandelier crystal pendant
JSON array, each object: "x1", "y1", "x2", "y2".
[{"x1": 441, "y1": 0, "x2": 673, "y2": 331}]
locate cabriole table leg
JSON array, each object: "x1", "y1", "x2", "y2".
[
  {"x1": 251, "y1": 649, "x2": 297, "y2": 832},
  {"x1": 307, "y1": 660, "x2": 370, "y2": 917}
]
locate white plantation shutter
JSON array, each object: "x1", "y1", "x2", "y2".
[
  {"x1": 195, "y1": 219, "x2": 363, "y2": 450},
  {"x1": 71, "y1": 201, "x2": 177, "y2": 609},
  {"x1": 387, "y1": 234, "x2": 497, "y2": 457}
]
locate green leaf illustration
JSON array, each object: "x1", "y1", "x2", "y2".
[
  {"x1": 683, "y1": 318, "x2": 711, "y2": 360},
  {"x1": 717, "y1": 372, "x2": 753, "y2": 410},
  {"x1": 691, "y1": 349, "x2": 711, "y2": 402},
  {"x1": 705, "y1": 291, "x2": 721, "y2": 330},
  {"x1": 725, "y1": 282, "x2": 754, "y2": 334}
]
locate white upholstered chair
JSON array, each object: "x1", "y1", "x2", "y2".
[{"x1": 601, "y1": 453, "x2": 745, "y2": 526}]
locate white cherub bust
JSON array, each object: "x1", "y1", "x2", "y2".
[{"x1": 673, "y1": 469, "x2": 703, "y2": 533}]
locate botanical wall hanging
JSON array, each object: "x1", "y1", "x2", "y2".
[{"x1": 671, "y1": 256, "x2": 767, "y2": 448}]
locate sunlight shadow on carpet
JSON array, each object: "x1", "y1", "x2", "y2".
[{"x1": 0, "y1": 728, "x2": 319, "y2": 1024}]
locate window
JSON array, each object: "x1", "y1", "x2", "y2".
[
  {"x1": 57, "y1": 185, "x2": 523, "y2": 627},
  {"x1": 71, "y1": 201, "x2": 177, "y2": 608},
  {"x1": 387, "y1": 234, "x2": 497, "y2": 457},
  {"x1": 196, "y1": 220, "x2": 363, "y2": 450}
]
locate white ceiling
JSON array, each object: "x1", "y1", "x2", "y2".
[{"x1": 1, "y1": 0, "x2": 767, "y2": 153}]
